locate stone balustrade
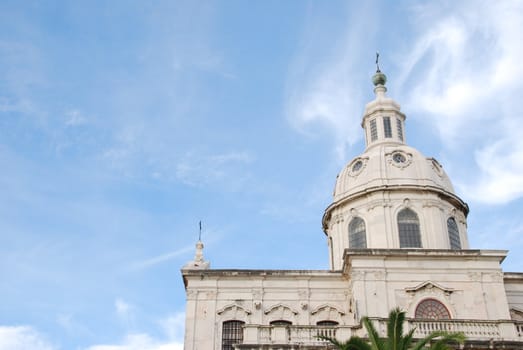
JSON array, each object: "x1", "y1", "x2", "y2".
[
  {"x1": 242, "y1": 324, "x2": 355, "y2": 346},
  {"x1": 369, "y1": 318, "x2": 520, "y2": 340},
  {"x1": 240, "y1": 319, "x2": 523, "y2": 347}
]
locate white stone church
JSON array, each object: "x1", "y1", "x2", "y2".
[{"x1": 181, "y1": 67, "x2": 523, "y2": 349}]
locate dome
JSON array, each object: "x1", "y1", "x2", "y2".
[
  {"x1": 333, "y1": 144, "x2": 457, "y2": 204},
  {"x1": 322, "y1": 67, "x2": 470, "y2": 270}
]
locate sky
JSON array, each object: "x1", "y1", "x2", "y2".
[{"x1": 1, "y1": 0, "x2": 523, "y2": 349}]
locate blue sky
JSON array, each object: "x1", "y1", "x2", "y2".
[{"x1": 1, "y1": 1, "x2": 523, "y2": 349}]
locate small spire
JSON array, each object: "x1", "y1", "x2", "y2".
[
  {"x1": 372, "y1": 51, "x2": 387, "y2": 87},
  {"x1": 182, "y1": 222, "x2": 210, "y2": 269}
]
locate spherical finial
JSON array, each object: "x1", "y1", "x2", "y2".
[{"x1": 372, "y1": 71, "x2": 387, "y2": 86}]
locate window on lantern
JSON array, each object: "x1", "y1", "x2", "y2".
[
  {"x1": 383, "y1": 116, "x2": 392, "y2": 138},
  {"x1": 370, "y1": 119, "x2": 378, "y2": 141},
  {"x1": 396, "y1": 118, "x2": 403, "y2": 141}
]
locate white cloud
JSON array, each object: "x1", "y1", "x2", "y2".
[
  {"x1": 158, "y1": 313, "x2": 185, "y2": 343},
  {"x1": 84, "y1": 312, "x2": 185, "y2": 350},
  {"x1": 285, "y1": 2, "x2": 379, "y2": 161},
  {"x1": 397, "y1": 1, "x2": 523, "y2": 204},
  {"x1": 65, "y1": 109, "x2": 88, "y2": 126},
  {"x1": 0, "y1": 326, "x2": 56, "y2": 350},
  {"x1": 85, "y1": 333, "x2": 183, "y2": 350}
]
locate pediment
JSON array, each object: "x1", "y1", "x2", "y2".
[
  {"x1": 510, "y1": 307, "x2": 523, "y2": 321},
  {"x1": 264, "y1": 303, "x2": 299, "y2": 316},
  {"x1": 311, "y1": 304, "x2": 345, "y2": 316},
  {"x1": 405, "y1": 281, "x2": 454, "y2": 294},
  {"x1": 217, "y1": 303, "x2": 252, "y2": 316}
]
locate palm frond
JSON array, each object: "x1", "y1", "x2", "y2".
[
  {"x1": 398, "y1": 328, "x2": 416, "y2": 350},
  {"x1": 411, "y1": 331, "x2": 465, "y2": 350},
  {"x1": 362, "y1": 316, "x2": 385, "y2": 350},
  {"x1": 318, "y1": 335, "x2": 372, "y2": 350},
  {"x1": 386, "y1": 308, "x2": 405, "y2": 350}
]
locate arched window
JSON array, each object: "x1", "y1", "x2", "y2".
[
  {"x1": 415, "y1": 299, "x2": 451, "y2": 319},
  {"x1": 349, "y1": 217, "x2": 367, "y2": 248},
  {"x1": 447, "y1": 217, "x2": 461, "y2": 250},
  {"x1": 398, "y1": 208, "x2": 422, "y2": 248},
  {"x1": 222, "y1": 320, "x2": 245, "y2": 350}
]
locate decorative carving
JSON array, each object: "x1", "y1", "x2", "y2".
[
  {"x1": 217, "y1": 303, "x2": 252, "y2": 322},
  {"x1": 510, "y1": 308, "x2": 523, "y2": 321},
  {"x1": 264, "y1": 303, "x2": 299, "y2": 323},
  {"x1": 404, "y1": 281, "x2": 456, "y2": 319},
  {"x1": 310, "y1": 304, "x2": 346, "y2": 324},
  {"x1": 405, "y1": 281, "x2": 454, "y2": 295},
  {"x1": 333, "y1": 213, "x2": 344, "y2": 224}
]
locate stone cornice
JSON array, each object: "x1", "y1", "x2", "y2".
[{"x1": 322, "y1": 184, "x2": 469, "y2": 233}]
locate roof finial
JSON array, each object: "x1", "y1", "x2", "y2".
[
  {"x1": 372, "y1": 51, "x2": 387, "y2": 87},
  {"x1": 182, "y1": 221, "x2": 210, "y2": 269}
]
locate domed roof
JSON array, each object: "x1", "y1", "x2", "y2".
[{"x1": 333, "y1": 143, "x2": 456, "y2": 204}]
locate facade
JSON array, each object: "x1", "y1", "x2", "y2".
[{"x1": 182, "y1": 69, "x2": 523, "y2": 349}]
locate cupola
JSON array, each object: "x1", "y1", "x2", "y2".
[{"x1": 322, "y1": 62, "x2": 469, "y2": 270}]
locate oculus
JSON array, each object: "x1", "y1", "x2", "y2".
[
  {"x1": 388, "y1": 151, "x2": 412, "y2": 168},
  {"x1": 348, "y1": 157, "x2": 367, "y2": 177}
]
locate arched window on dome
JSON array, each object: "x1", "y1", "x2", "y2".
[
  {"x1": 415, "y1": 299, "x2": 451, "y2": 319},
  {"x1": 222, "y1": 320, "x2": 245, "y2": 350},
  {"x1": 349, "y1": 217, "x2": 367, "y2": 249},
  {"x1": 447, "y1": 217, "x2": 461, "y2": 250},
  {"x1": 398, "y1": 208, "x2": 422, "y2": 248}
]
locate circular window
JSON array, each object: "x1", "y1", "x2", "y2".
[
  {"x1": 348, "y1": 158, "x2": 367, "y2": 177},
  {"x1": 393, "y1": 152, "x2": 406, "y2": 163},
  {"x1": 389, "y1": 151, "x2": 411, "y2": 168},
  {"x1": 352, "y1": 160, "x2": 363, "y2": 172}
]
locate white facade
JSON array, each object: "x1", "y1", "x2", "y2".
[{"x1": 182, "y1": 70, "x2": 523, "y2": 350}]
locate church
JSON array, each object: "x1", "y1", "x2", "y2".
[{"x1": 181, "y1": 66, "x2": 523, "y2": 349}]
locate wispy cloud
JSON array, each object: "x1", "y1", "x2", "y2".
[
  {"x1": 393, "y1": 1, "x2": 523, "y2": 204},
  {"x1": 285, "y1": 2, "x2": 379, "y2": 161},
  {"x1": 130, "y1": 245, "x2": 194, "y2": 271}
]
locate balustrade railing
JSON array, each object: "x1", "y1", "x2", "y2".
[
  {"x1": 242, "y1": 319, "x2": 522, "y2": 347},
  {"x1": 516, "y1": 322, "x2": 523, "y2": 338}
]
